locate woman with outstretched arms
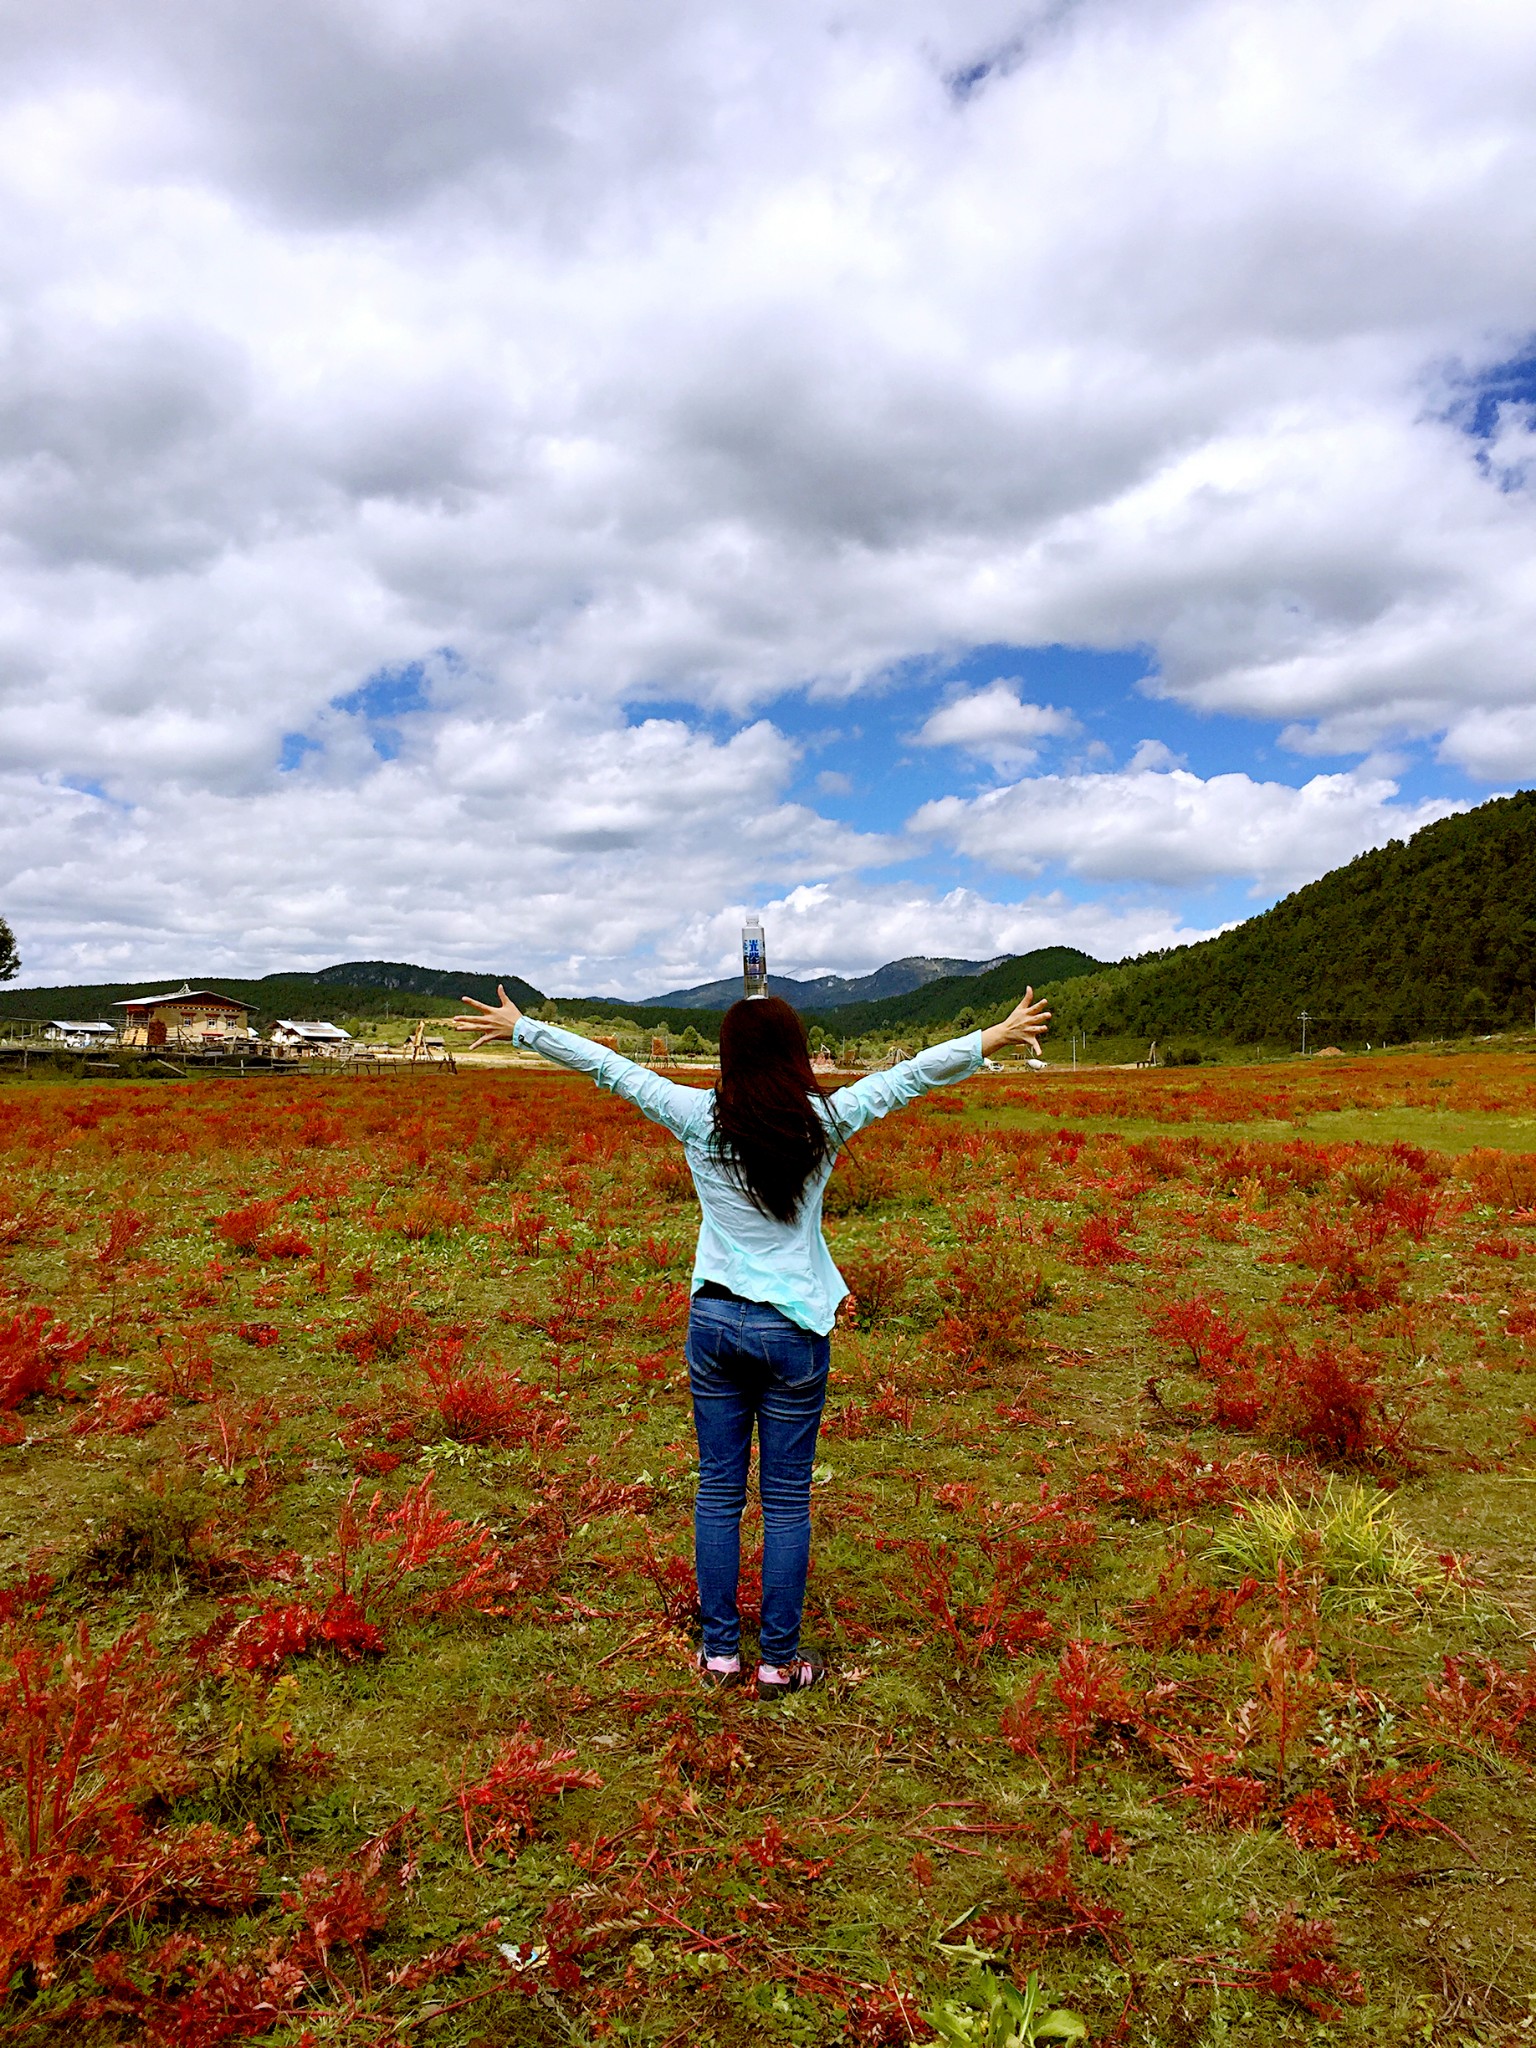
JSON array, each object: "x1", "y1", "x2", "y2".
[{"x1": 452, "y1": 985, "x2": 1050, "y2": 1696}]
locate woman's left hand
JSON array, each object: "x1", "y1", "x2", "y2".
[{"x1": 452, "y1": 984, "x2": 523, "y2": 1049}]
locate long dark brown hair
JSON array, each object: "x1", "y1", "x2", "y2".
[{"x1": 712, "y1": 997, "x2": 840, "y2": 1223}]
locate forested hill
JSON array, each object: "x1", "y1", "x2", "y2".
[
  {"x1": 1053, "y1": 791, "x2": 1536, "y2": 1047},
  {"x1": 0, "y1": 967, "x2": 547, "y2": 1030},
  {"x1": 314, "y1": 962, "x2": 545, "y2": 1008}
]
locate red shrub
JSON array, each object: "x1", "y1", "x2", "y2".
[
  {"x1": 90, "y1": 1938, "x2": 311, "y2": 2043},
  {"x1": 971, "y1": 1830, "x2": 1124, "y2": 1957},
  {"x1": 932, "y1": 1250, "x2": 1047, "y2": 1370},
  {"x1": 1081, "y1": 1820, "x2": 1129, "y2": 1864},
  {"x1": 1380, "y1": 1185, "x2": 1442, "y2": 1241},
  {"x1": 1266, "y1": 1336, "x2": 1407, "y2": 1465},
  {"x1": 385, "y1": 1923, "x2": 503, "y2": 1993},
  {"x1": 1147, "y1": 1295, "x2": 1264, "y2": 1428},
  {"x1": 216, "y1": 1201, "x2": 285, "y2": 1254},
  {"x1": 70, "y1": 1386, "x2": 169, "y2": 1438},
  {"x1": 451, "y1": 1729, "x2": 601, "y2": 1864},
  {"x1": 1457, "y1": 1147, "x2": 1536, "y2": 1209},
  {"x1": 0, "y1": 1309, "x2": 88, "y2": 1411},
  {"x1": 0, "y1": 1622, "x2": 234, "y2": 1987},
  {"x1": 636, "y1": 1542, "x2": 699, "y2": 1624},
  {"x1": 0, "y1": 1574, "x2": 55, "y2": 1625},
  {"x1": 283, "y1": 1817, "x2": 412, "y2": 1995},
  {"x1": 415, "y1": 1338, "x2": 574, "y2": 1450},
  {"x1": 259, "y1": 1228, "x2": 314, "y2": 1261},
  {"x1": 225, "y1": 1603, "x2": 323, "y2": 1673},
  {"x1": 380, "y1": 1189, "x2": 471, "y2": 1242},
  {"x1": 1230, "y1": 1908, "x2": 1365, "y2": 2020},
  {"x1": 1172, "y1": 1749, "x2": 1270, "y2": 1828},
  {"x1": 328, "y1": 1474, "x2": 529, "y2": 1622},
  {"x1": 839, "y1": 1249, "x2": 912, "y2": 1326},
  {"x1": 1355, "y1": 1763, "x2": 1454, "y2": 1844},
  {"x1": 0, "y1": 1191, "x2": 55, "y2": 1248},
  {"x1": 1419, "y1": 1651, "x2": 1536, "y2": 1756},
  {"x1": 1281, "y1": 1790, "x2": 1375, "y2": 1862},
  {"x1": 1149, "y1": 1295, "x2": 1250, "y2": 1377},
  {"x1": 1079, "y1": 1438, "x2": 1301, "y2": 1520},
  {"x1": 1151, "y1": 1293, "x2": 1410, "y2": 1465},
  {"x1": 1051, "y1": 1639, "x2": 1139, "y2": 1780},
  {"x1": 217, "y1": 1591, "x2": 384, "y2": 1675},
  {"x1": 96, "y1": 1208, "x2": 152, "y2": 1268},
  {"x1": 505, "y1": 1204, "x2": 547, "y2": 1257},
  {"x1": 1000, "y1": 1675, "x2": 1048, "y2": 1766},
  {"x1": 317, "y1": 1591, "x2": 386, "y2": 1658},
  {"x1": 334, "y1": 1299, "x2": 428, "y2": 1367},
  {"x1": 883, "y1": 1529, "x2": 1078, "y2": 1666},
  {"x1": 1278, "y1": 1218, "x2": 1401, "y2": 1313},
  {"x1": 1074, "y1": 1212, "x2": 1133, "y2": 1266},
  {"x1": 1117, "y1": 1548, "x2": 1263, "y2": 1654}
]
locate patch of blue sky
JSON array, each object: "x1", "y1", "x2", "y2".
[
  {"x1": 331, "y1": 658, "x2": 434, "y2": 723},
  {"x1": 324, "y1": 653, "x2": 459, "y2": 762},
  {"x1": 278, "y1": 731, "x2": 322, "y2": 772},
  {"x1": 631, "y1": 641, "x2": 1458, "y2": 840},
  {"x1": 1449, "y1": 341, "x2": 1536, "y2": 441},
  {"x1": 626, "y1": 642, "x2": 1482, "y2": 942},
  {"x1": 62, "y1": 774, "x2": 130, "y2": 809}
]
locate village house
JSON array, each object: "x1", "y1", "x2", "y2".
[
  {"x1": 271, "y1": 1019, "x2": 353, "y2": 1053},
  {"x1": 43, "y1": 1021, "x2": 117, "y2": 1050},
  {"x1": 114, "y1": 985, "x2": 257, "y2": 1048}
]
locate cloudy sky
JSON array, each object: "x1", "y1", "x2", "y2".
[{"x1": 2, "y1": 0, "x2": 1534, "y2": 998}]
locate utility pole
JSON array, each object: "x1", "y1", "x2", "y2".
[{"x1": 1298, "y1": 1009, "x2": 1310, "y2": 1056}]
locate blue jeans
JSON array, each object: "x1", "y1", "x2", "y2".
[{"x1": 686, "y1": 1297, "x2": 830, "y2": 1664}]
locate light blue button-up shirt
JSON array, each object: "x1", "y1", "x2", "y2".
[{"x1": 511, "y1": 1017, "x2": 984, "y2": 1335}]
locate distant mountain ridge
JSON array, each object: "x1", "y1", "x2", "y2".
[
  {"x1": 640, "y1": 953, "x2": 1012, "y2": 1011},
  {"x1": 0, "y1": 948, "x2": 1102, "y2": 1035},
  {"x1": 811, "y1": 947, "x2": 1102, "y2": 1034}
]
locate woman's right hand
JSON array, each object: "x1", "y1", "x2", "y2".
[
  {"x1": 452, "y1": 984, "x2": 523, "y2": 1049},
  {"x1": 979, "y1": 987, "x2": 1052, "y2": 1059}
]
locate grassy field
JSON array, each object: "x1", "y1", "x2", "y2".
[{"x1": 2, "y1": 1050, "x2": 1536, "y2": 2044}]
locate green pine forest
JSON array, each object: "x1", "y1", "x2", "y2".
[{"x1": 1041, "y1": 790, "x2": 1536, "y2": 1051}]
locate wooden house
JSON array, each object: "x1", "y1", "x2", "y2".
[
  {"x1": 114, "y1": 984, "x2": 256, "y2": 1048},
  {"x1": 272, "y1": 1019, "x2": 352, "y2": 1053},
  {"x1": 44, "y1": 1021, "x2": 116, "y2": 1050}
]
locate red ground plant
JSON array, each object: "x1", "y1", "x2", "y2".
[
  {"x1": 0, "y1": 1308, "x2": 89, "y2": 1413},
  {"x1": 1225, "y1": 1908, "x2": 1365, "y2": 2021},
  {"x1": 0, "y1": 1621, "x2": 262, "y2": 1990},
  {"x1": 451, "y1": 1730, "x2": 601, "y2": 1865}
]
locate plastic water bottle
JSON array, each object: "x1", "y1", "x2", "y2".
[{"x1": 742, "y1": 917, "x2": 767, "y2": 1000}]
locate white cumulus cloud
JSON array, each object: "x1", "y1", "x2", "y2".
[
  {"x1": 914, "y1": 681, "x2": 1078, "y2": 769},
  {"x1": 911, "y1": 765, "x2": 1465, "y2": 892}
]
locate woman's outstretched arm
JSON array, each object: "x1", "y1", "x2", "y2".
[
  {"x1": 826, "y1": 988, "x2": 1052, "y2": 1136},
  {"x1": 451, "y1": 985, "x2": 711, "y2": 1143}
]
